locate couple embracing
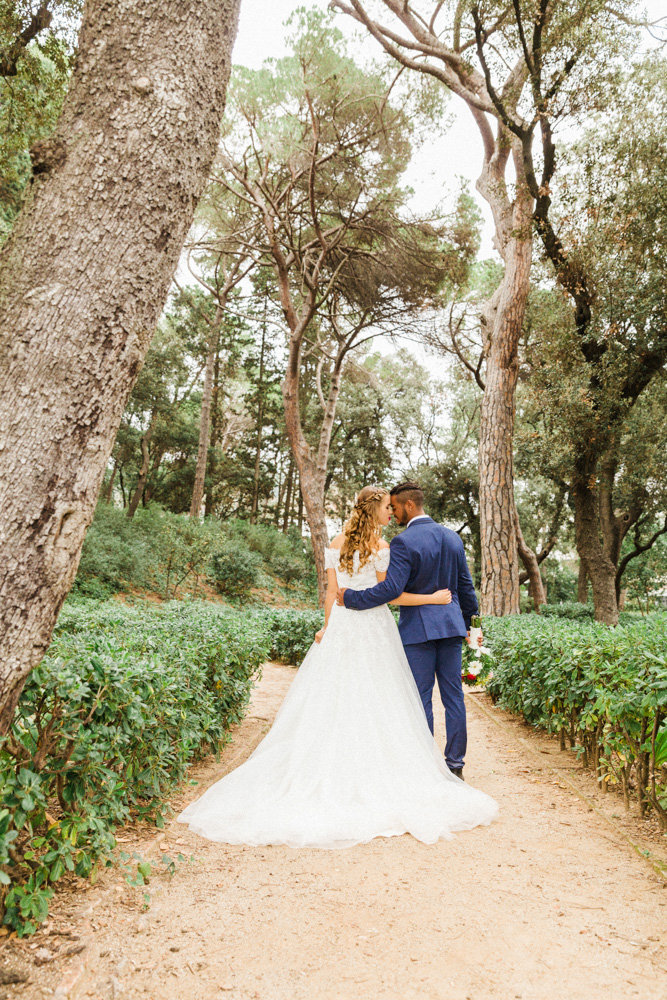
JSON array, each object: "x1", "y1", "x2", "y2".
[{"x1": 179, "y1": 482, "x2": 498, "y2": 849}]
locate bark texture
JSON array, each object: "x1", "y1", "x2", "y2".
[
  {"x1": 282, "y1": 324, "x2": 345, "y2": 605},
  {"x1": 515, "y1": 507, "x2": 546, "y2": 611},
  {"x1": 572, "y1": 461, "x2": 620, "y2": 625},
  {"x1": 0, "y1": 0, "x2": 241, "y2": 732},
  {"x1": 477, "y1": 142, "x2": 533, "y2": 616}
]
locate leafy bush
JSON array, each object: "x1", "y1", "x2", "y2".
[
  {"x1": 0, "y1": 601, "x2": 270, "y2": 935},
  {"x1": 484, "y1": 613, "x2": 667, "y2": 826},
  {"x1": 271, "y1": 555, "x2": 305, "y2": 589},
  {"x1": 209, "y1": 545, "x2": 263, "y2": 599},
  {"x1": 75, "y1": 504, "x2": 225, "y2": 599},
  {"x1": 539, "y1": 601, "x2": 595, "y2": 620},
  {"x1": 258, "y1": 608, "x2": 324, "y2": 666},
  {"x1": 74, "y1": 504, "x2": 152, "y2": 593},
  {"x1": 541, "y1": 560, "x2": 579, "y2": 604},
  {"x1": 74, "y1": 505, "x2": 317, "y2": 602}
]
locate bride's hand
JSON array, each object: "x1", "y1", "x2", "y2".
[
  {"x1": 432, "y1": 589, "x2": 452, "y2": 605},
  {"x1": 315, "y1": 628, "x2": 325, "y2": 643}
]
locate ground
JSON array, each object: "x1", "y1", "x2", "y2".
[{"x1": 1, "y1": 664, "x2": 666, "y2": 1000}]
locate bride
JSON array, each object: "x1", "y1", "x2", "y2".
[{"x1": 178, "y1": 486, "x2": 498, "y2": 848}]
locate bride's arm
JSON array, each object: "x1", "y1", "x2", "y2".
[
  {"x1": 315, "y1": 568, "x2": 338, "y2": 642},
  {"x1": 374, "y1": 570, "x2": 452, "y2": 605}
]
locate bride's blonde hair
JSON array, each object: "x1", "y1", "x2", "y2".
[{"x1": 339, "y1": 485, "x2": 388, "y2": 575}]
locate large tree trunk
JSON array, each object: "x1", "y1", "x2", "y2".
[
  {"x1": 577, "y1": 559, "x2": 589, "y2": 604},
  {"x1": 477, "y1": 143, "x2": 533, "y2": 617},
  {"x1": 572, "y1": 460, "x2": 619, "y2": 625},
  {"x1": 0, "y1": 0, "x2": 241, "y2": 733}
]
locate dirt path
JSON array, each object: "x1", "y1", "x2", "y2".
[{"x1": 4, "y1": 664, "x2": 667, "y2": 1000}]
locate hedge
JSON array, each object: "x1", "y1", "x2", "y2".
[
  {"x1": 255, "y1": 608, "x2": 325, "y2": 666},
  {"x1": 0, "y1": 602, "x2": 270, "y2": 935},
  {"x1": 485, "y1": 614, "x2": 667, "y2": 826}
]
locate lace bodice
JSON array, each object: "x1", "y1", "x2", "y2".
[{"x1": 324, "y1": 546, "x2": 390, "y2": 589}]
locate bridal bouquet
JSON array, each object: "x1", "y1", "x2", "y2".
[{"x1": 462, "y1": 615, "x2": 493, "y2": 687}]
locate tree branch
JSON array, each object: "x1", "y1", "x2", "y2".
[{"x1": 0, "y1": 2, "x2": 53, "y2": 78}]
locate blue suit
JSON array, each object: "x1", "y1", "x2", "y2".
[{"x1": 343, "y1": 517, "x2": 478, "y2": 769}]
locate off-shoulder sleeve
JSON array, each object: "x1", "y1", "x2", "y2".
[
  {"x1": 324, "y1": 547, "x2": 340, "y2": 571},
  {"x1": 375, "y1": 547, "x2": 390, "y2": 572}
]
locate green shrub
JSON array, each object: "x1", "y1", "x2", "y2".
[
  {"x1": 258, "y1": 608, "x2": 324, "y2": 665},
  {"x1": 271, "y1": 555, "x2": 305, "y2": 589},
  {"x1": 484, "y1": 613, "x2": 667, "y2": 825},
  {"x1": 74, "y1": 504, "x2": 152, "y2": 593},
  {"x1": 0, "y1": 601, "x2": 270, "y2": 935},
  {"x1": 74, "y1": 506, "x2": 317, "y2": 601},
  {"x1": 209, "y1": 545, "x2": 262, "y2": 599},
  {"x1": 75, "y1": 504, "x2": 225, "y2": 599},
  {"x1": 539, "y1": 601, "x2": 595, "y2": 620}
]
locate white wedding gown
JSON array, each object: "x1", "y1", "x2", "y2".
[{"x1": 177, "y1": 547, "x2": 498, "y2": 849}]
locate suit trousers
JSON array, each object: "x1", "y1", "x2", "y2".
[{"x1": 403, "y1": 636, "x2": 466, "y2": 769}]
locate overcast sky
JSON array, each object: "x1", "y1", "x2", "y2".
[{"x1": 231, "y1": 1, "x2": 666, "y2": 260}]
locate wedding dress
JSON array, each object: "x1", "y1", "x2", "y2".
[{"x1": 177, "y1": 547, "x2": 498, "y2": 849}]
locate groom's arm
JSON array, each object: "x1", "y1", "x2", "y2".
[
  {"x1": 342, "y1": 536, "x2": 412, "y2": 611},
  {"x1": 456, "y1": 540, "x2": 478, "y2": 629}
]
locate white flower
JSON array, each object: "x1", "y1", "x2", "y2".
[{"x1": 467, "y1": 661, "x2": 482, "y2": 676}]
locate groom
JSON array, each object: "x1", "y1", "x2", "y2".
[{"x1": 336, "y1": 482, "x2": 479, "y2": 779}]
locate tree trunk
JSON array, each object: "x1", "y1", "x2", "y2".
[
  {"x1": 205, "y1": 340, "x2": 222, "y2": 518},
  {"x1": 515, "y1": 507, "x2": 547, "y2": 611},
  {"x1": 250, "y1": 313, "x2": 266, "y2": 524},
  {"x1": 572, "y1": 461, "x2": 619, "y2": 625},
  {"x1": 0, "y1": 0, "x2": 241, "y2": 733},
  {"x1": 127, "y1": 409, "x2": 158, "y2": 519},
  {"x1": 282, "y1": 456, "x2": 294, "y2": 533},
  {"x1": 282, "y1": 342, "x2": 343, "y2": 605},
  {"x1": 478, "y1": 157, "x2": 533, "y2": 615},
  {"x1": 578, "y1": 560, "x2": 589, "y2": 604},
  {"x1": 143, "y1": 447, "x2": 164, "y2": 506},
  {"x1": 189, "y1": 317, "x2": 220, "y2": 518},
  {"x1": 299, "y1": 470, "x2": 329, "y2": 604},
  {"x1": 104, "y1": 461, "x2": 117, "y2": 504}
]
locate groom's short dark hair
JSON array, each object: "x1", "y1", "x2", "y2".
[{"x1": 390, "y1": 481, "x2": 424, "y2": 508}]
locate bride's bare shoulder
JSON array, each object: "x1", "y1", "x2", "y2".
[
  {"x1": 378, "y1": 539, "x2": 390, "y2": 549},
  {"x1": 329, "y1": 533, "x2": 345, "y2": 550}
]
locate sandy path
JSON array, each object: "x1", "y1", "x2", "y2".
[{"x1": 7, "y1": 663, "x2": 667, "y2": 1000}]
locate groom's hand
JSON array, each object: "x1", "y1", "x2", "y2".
[
  {"x1": 466, "y1": 630, "x2": 484, "y2": 646},
  {"x1": 336, "y1": 587, "x2": 347, "y2": 606}
]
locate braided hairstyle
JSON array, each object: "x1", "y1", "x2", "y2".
[{"x1": 339, "y1": 485, "x2": 388, "y2": 575}]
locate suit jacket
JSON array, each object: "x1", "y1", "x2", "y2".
[{"x1": 342, "y1": 517, "x2": 478, "y2": 644}]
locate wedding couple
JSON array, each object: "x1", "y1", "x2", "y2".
[{"x1": 178, "y1": 482, "x2": 498, "y2": 848}]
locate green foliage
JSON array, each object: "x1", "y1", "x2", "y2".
[
  {"x1": 539, "y1": 602, "x2": 595, "y2": 621},
  {"x1": 74, "y1": 504, "x2": 317, "y2": 603},
  {"x1": 209, "y1": 545, "x2": 262, "y2": 599},
  {"x1": 485, "y1": 613, "x2": 667, "y2": 825},
  {"x1": 74, "y1": 504, "x2": 223, "y2": 600},
  {"x1": 0, "y1": 3, "x2": 82, "y2": 234},
  {"x1": 257, "y1": 608, "x2": 325, "y2": 666},
  {"x1": 0, "y1": 601, "x2": 269, "y2": 935}
]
